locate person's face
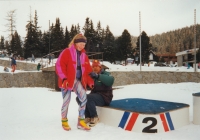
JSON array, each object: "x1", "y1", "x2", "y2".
[
  {"x1": 75, "y1": 42, "x2": 86, "y2": 51},
  {"x1": 92, "y1": 66, "x2": 101, "y2": 74}
]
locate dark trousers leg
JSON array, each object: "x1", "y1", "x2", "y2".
[{"x1": 86, "y1": 94, "x2": 105, "y2": 118}]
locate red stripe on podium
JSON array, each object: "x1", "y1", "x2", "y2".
[
  {"x1": 160, "y1": 113, "x2": 169, "y2": 132},
  {"x1": 125, "y1": 113, "x2": 139, "y2": 131}
]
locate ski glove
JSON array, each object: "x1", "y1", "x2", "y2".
[
  {"x1": 89, "y1": 84, "x2": 94, "y2": 89},
  {"x1": 89, "y1": 72, "x2": 99, "y2": 79},
  {"x1": 62, "y1": 79, "x2": 68, "y2": 89}
]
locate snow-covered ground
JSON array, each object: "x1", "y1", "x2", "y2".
[
  {"x1": 0, "y1": 57, "x2": 56, "y2": 73},
  {"x1": 0, "y1": 57, "x2": 200, "y2": 140},
  {"x1": 0, "y1": 57, "x2": 198, "y2": 73},
  {"x1": 102, "y1": 61, "x2": 197, "y2": 72},
  {"x1": 0, "y1": 83, "x2": 200, "y2": 140}
]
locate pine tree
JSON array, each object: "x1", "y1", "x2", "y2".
[
  {"x1": 0, "y1": 36, "x2": 5, "y2": 50},
  {"x1": 64, "y1": 26, "x2": 70, "y2": 47},
  {"x1": 82, "y1": 17, "x2": 95, "y2": 52},
  {"x1": 9, "y1": 34, "x2": 15, "y2": 55},
  {"x1": 88, "y1": 20, "x2": 96, "y2": 52},
  {"x1": 82, "y1": 17, "x2": 90, "y2": 37},
  {"x1": 69, "y1": 25, "x2": 77, "y2": 40},
  {"x1": 50, "y1": 18, "x2": 65, "y2": 52},
  {"x1": 136, "y1": 31, "x2": 152, "y2": 63},
  {"x1": 188, "y1": 38, "x2": 193, "y2": 49},
  {"x1": 115, "y1": 38, "x2": 122, "y2": 61},
  {"x1": 5, "y1": 40, "x2": 9, "y2": 51},
  {"x1": 117, "y1": 29, "x2": 133, "y2": 61},
  {"x1": 82, "y1": 17, "x2": 90, "y2": 52},
  {"x1": 38, "y1": 30, "x2": 43, "y2": 54},
  {"x1": 41, "y1": 31, "x2": 50, "y2": 56},
  {"x1": 148, "y1": 24, "x2": 200, "y2": 54},
  {"x1": 76, "y1": 23, "x2": 81, "y2": 34},
  {"x1": 102, "y1": 26, "x2": 115, "y2": 63},
  {"x1": 24, "y1": 10, "x2": 41, "y2": 58},
  {"x1": 93, "y1": 21, "x2": 104, "y2": 59},
  {"x1": 33, "y1": 10, "x2": 42, "y2": 57},
  {"x1": 8, "y1": 31, "x2": 23, "y2": 57},
  {"x1": 12, "y1": 31, "x2": 23, "y2": 57},
  {"x1": 24, "y1": 17, "x2": 35, "y2": 59}
]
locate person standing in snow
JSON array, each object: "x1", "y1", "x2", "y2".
[
  {"x1": 76, "y1": 60, "x2": 114, "y2": 127},
  {"x1": 37, "y1": 63, "x2": 41, "y2": 71},
  {"x1": 187, "y1": 62, "x2": 190, "y2": 69},
  {"x1": 11, "y1": 56, "x2": 16, "y2": 73},
  {"x1": 134, "y1": 52, "x2": 139, "y2": 66},
  {"x1": 56, "y1": 34, "x2": 94, "y2": 131},
  {"x1": 31, "y1": 54, "x2": 35, "y2": 63},
  {"x1": 48, "y1": 54, "x2": 51, "y2": 64}
]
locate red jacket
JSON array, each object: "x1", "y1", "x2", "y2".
[{"x1": 56, "y1": 45, "x2": 94, "y2": 90}]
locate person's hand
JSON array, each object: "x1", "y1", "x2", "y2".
[
  {"x1": 89, "y1": 72, "x2": 99, "y2": 79},
  {"x1": 62, "y1": 80, "x2": 68, "y2": 89},
  {"x1": 89, "y1": 85, "x2": 94, "y2": 89}
]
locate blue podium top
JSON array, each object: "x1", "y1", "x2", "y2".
[
  {"x1": 193, "y1": 93, "x2": 200, "y2": 96},
  {"x1": 108, "y1": 98, "x2": 189, "y2": 114}
]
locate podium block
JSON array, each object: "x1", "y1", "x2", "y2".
[
  {"x1": 193, "y1": 93, "x2": 200, "y2": 125},
  {"x1": 97, "y1": 98, "x2": 189, "y2": 133}
]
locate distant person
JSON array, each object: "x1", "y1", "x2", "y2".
[
  {"x1": 187, "y1": 62, "x2": 190, "y2": 69},
  {"x1": 4, "y1": 66, "x2": 9, "y2": 72},
  {"x1": 31, "y1": 54, "x2": 35, "y2": 62},
  {"x1": 51, "y1": 54, "x2": 55, "y2": 59},
  {"x1": 148, "y1": 62, "x2": 150, "y2": 67},
  {"x1": 134, "y1": 52, "x2": 139, "y2": 66},
  {"x1": 11, "y1": 57, "x2": 17, "y2": 72},
  {"x1": 185, "y1": 62, "x2": 187, "y2": 67},
  {"x1": 56, "y1": 34, "x2": 94, "y2": 131},
  {"x1": 48, "y1": 54, "x2": 51, "y2": 64},
  {"x1": 37, "y1": 63, "x2": 41, "y2": 71}
]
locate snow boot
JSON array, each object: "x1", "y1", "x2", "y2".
[
  {"x1": 62, "y1": 118, "x2": 71, "y2": 131},
  {"x1": 85, "y1": 118, "x2": 91, "y2": 124},
  {"x1": 89, "y1": 117, "x2": 99, "y2": 127},
  {"x1": 77, "y1": 117, "x2": 91, "y2": 130}
]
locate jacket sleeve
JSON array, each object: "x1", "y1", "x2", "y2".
[
  {"x1": 56, "y1": 49, "x2": 69, "y2": 81},
  {"x1": 84, "y1": 55, "x2": 94, "y2": 86},
  {"x1": 98, "y1": 71, "x2": 114, "y2": 87}
]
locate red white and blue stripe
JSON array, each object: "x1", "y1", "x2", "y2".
[
  {"x1": 160, "y1": 112, "x2": 174, "y2": 132},
  {"x1": 118, "y1": 112, "x2": 139, "y2": 131}
]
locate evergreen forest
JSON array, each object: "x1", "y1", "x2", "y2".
[{"x1": 0, "y1": 10, "x2": 200, "y2": 63}]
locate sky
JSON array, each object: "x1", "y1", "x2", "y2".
[{"x1": 0, "y1": 0, "x2": 200, "y2": 40}]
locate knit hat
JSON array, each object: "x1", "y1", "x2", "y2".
[
  {"x1": 92, "y1": 60, "x2": 101, "y2": 67},
  {"x1": 74, "y1": 34, "x2": 87, "y2": 43}
]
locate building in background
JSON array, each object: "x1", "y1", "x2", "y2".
[{"x1": 176, "y1": 48, "x2": 199, "y2": 67}]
